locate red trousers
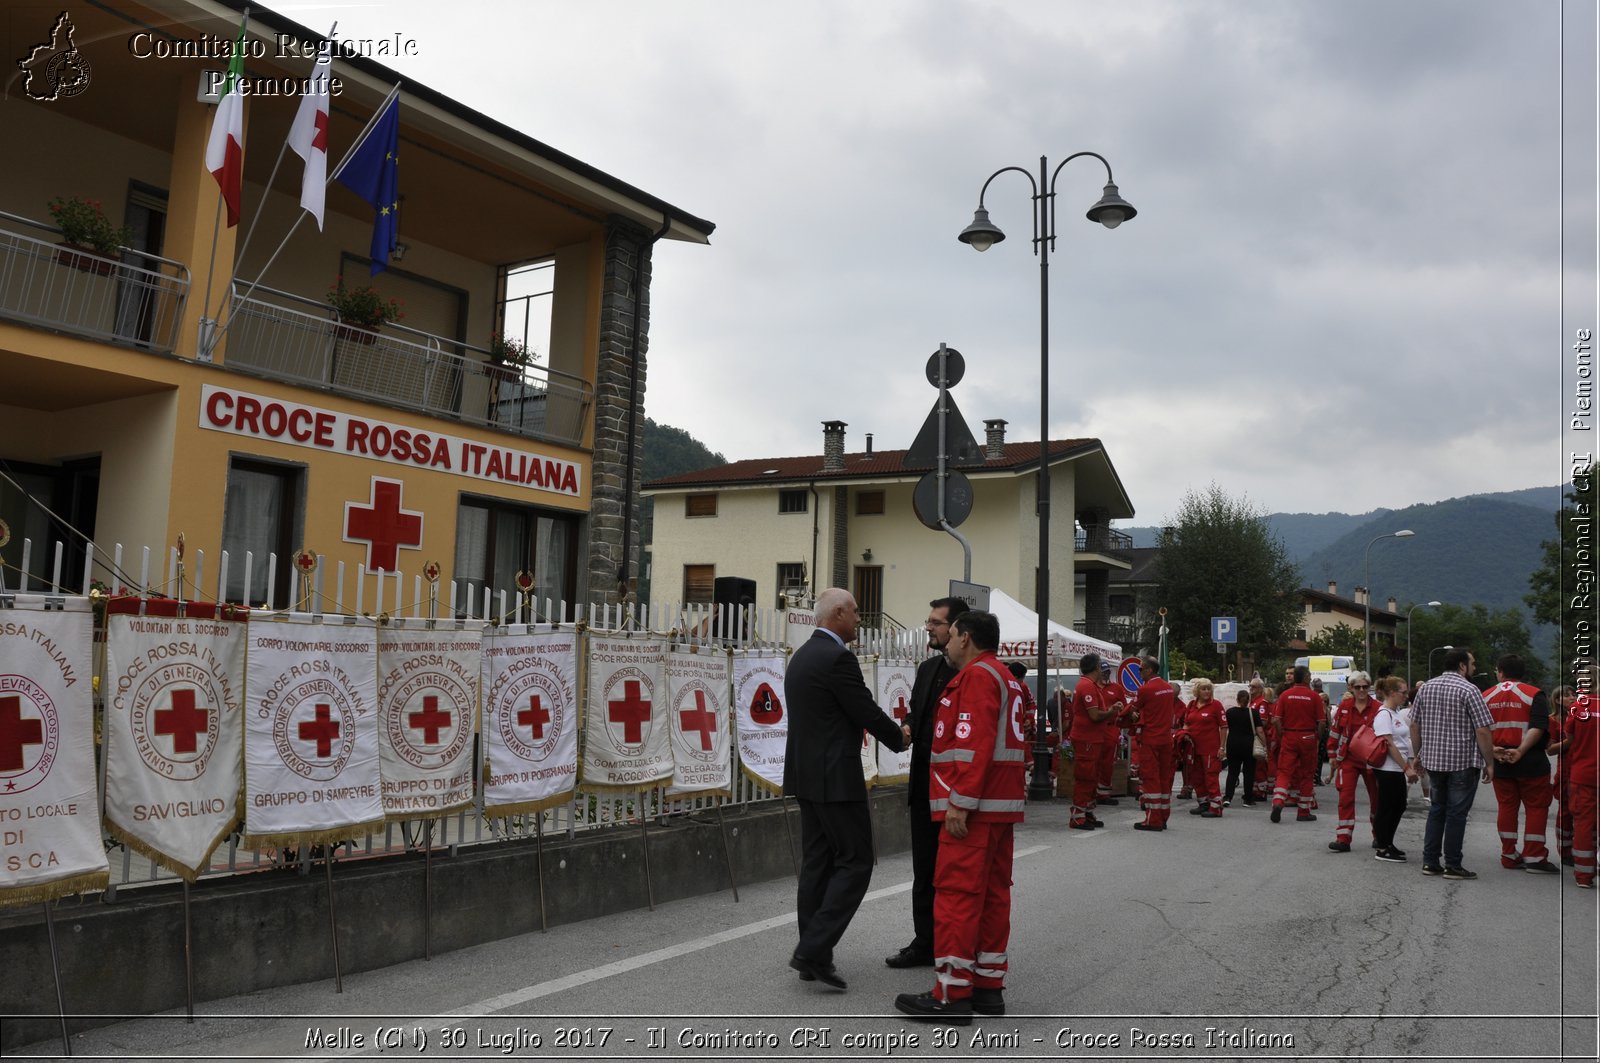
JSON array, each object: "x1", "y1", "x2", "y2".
[
  {"x1": 932, "y1": 819, "x2": 1014, "y2": 1003},
  {"x1": 1572, "y1": 784, "x2": 1598, "y2": 886},
  {"x1": 1137, "y1": 741, "x2": 1176, "y2": 826},
  {"x1": 1071, "y1": 740, "x2": 1105, "y2": 820},
  {"x1": 1192, "y1": 751, "x2": 1223, "y2": 813},
  {"x1": 1256, "y1": 742, "x2": 1278, "y2": 800},
  {"x1": 1274, "y1": 732, "x2": 1318, "y2": 813},
  {"x1": 1334, "y1": 761, "x2": 1379, "y2": 844},
  {"x1": 1096, "y1": 738, "x2": 1118, "y2": 800},
  {"x1": 1555, "y1": 766, "x2": 1573, "y2": 860},
  {"x1": 1493, "y1": 774, "x2": 1553, "y2": 864}
]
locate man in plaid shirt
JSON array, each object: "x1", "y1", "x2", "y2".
[{"x1": 1409, "y1": 648, "x2": 1496, "y2": 878}]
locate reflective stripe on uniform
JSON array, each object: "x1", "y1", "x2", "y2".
[{"x1": 932, "y1": 749, "x2": 976, "y2": 763}]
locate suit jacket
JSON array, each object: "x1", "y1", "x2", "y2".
[
  {"x1": 783, "y1": 630, "x2": 907, "y2": 802},
  {"x1": 905, "y1": 652, "x2": 956, "y2": 807}
]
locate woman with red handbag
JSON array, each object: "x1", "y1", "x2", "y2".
[{"x1": 1371, "y1": 676, "x2": 1417, "y2": 862}]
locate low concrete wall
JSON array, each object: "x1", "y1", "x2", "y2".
[{"x1": 0, "y1": 790, "x2": 912, "y2": 1051}]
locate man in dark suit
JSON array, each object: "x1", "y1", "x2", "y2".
[
  {"x1": 784, "y1": 587, "x2": 908, "y2": 990},
  {"x1": 885, "y1": 596, "x2": 968, "y2": 969}
]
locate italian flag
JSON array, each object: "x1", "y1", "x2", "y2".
[{"x1": 205, "y1": 18, "x2": 247, "y2": 227}]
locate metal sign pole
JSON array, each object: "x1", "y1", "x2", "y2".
[
  {"x1": 534, "y1": 813, "x2": 548, "y2": 932},
  {"x1": 423, "y1": 819, "x2": 434, "y2": 961},
  {"x1": 182, "y1": 880, "x2": 196, "y2": 1022},
  {"x1": 324, "y1": 849, "x2": 343, "y2": 993},
  {"x1": 714, "y1": 801, "x2": 741, "y2": 902},
  {"x1": 637, "y1": 788, "x2": 656, "y2": 912},
  {"x1": 44, "y1": 899, "x2": 72, "y2": 1056}
]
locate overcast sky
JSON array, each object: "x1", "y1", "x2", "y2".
[{"x1": 296, "y1": 0, "x2": 1595, "y2": 521}]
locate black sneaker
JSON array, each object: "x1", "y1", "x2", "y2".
[
  {"x1": 1328, "y1": 841, "x2": 1351, "y2": 853},
  {"x1": 894, "y1": 991, "x2": 973, "y2": 1026},
  {"x1": 1387, "y1": 847, "x2": 1406, "y2": 858},
  {"x1": 1421, "y1": 864, "x2": 1444, "y2": 876},
  {"x1": 1375, "y1": 848, "x2": 1407, "y2": 863},
  {"x1": 1442, "y1": 866, "x2": 1477, "y2": 880},
  {"x1": 1296, "y1": 813, "x2": 1318, "y2": 822},
  {"x1": 1525, "y1": 860, "x2": 1561, "y2": 875},
  {"x1": 1270, "y1": 806, "x2": 1283, "y2": 823},
  {"x1": 970, "y1": 988, "x2": 1005, "y2": 1016}
]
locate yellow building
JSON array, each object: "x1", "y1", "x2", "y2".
[{"x1": 1, "y1": 0, "x2": 712, "y2": 610}]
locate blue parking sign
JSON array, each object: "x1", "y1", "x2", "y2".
[{"x1": 1210, "y1": 616, "x2": 1238, "y2": 644}]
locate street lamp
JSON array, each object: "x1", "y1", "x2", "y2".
[
  {"x1": 958, "y1": 153, "x2": 1135, "y2": 801},
  {"x1": 1363, "y1": 529, "x2": 1414, "y2": 674},
  {"x1": 1405, "y1": 600, "x2": 1442, "y2": 688},
  {"x1": 1428, "y1": 644, "x2": 1455, "y2": 677}
]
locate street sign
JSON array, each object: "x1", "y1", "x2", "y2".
[
  {"x1": 913, "y1": 469, "x2": 973, "y2": 529},
  {"x1": 948, "y1": 579, "x2": 990, "y2": 612},
  {"x1": 924, "y1": 347, "x2": 965, "y2": 388},
  {"x1": 903, "y1": 392, "x2": 986, "y2": 469},
  {"x1": 1211, "y1": 616, "x2": 1238, "y2": 644},
  {"x1": 1118, "y1": 656, "x2": 1143, "y2": 694}
]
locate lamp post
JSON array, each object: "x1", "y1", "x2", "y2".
[
  {"x1": 1362, "y1": 529, "x2": 1414, "y2": 674},
  {"x1": 1428, "y1": 644, "x2": 1454, "y2": 678},
  {"x1": 1405, "y1": 600, "x2": 1442, "y2": 688},
  {"x1": 958, "y1": 154, "x2": 1135, "y2": 801}
]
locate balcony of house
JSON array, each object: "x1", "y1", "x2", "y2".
[{"x1": 1074, "y1": 525, "x2": 1134, "y2": 571}]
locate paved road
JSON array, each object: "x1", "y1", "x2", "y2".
[{"x1": 13, "y1": 784, "x2": 1599, "y2": 1061}]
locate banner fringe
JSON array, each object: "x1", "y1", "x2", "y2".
[
  {"x1": 0, "y1": 870, "x2": 111, "y2": 910},
  {"x1": 241, "y1": 819, "x2": 384, "y2": 852},
  {"x1": 103, "y1": 808, "x2": 241, "y2": 883},
  {"x1": 482, "y1": 790, "x2": 575, "y2": 818},
  {"x1": 737, "y1": 762, "x2": 784, "y2": 796}
]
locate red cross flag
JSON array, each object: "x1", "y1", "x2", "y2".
[
  {"x1": 481, "y1": 626, "x2": 578, "y2": 815},
  {"x1": 286, "y1": 46, "x2": 331, "y2": 229},
  {"x1": 874, "y1": 659, "x2": 916, "y2": 783},
  {"x1": 581, "y1": 636, "x2": 671, "y2": 789},
  {"x1": 0, "y1": 597, "x2": 109, "y2": 907},
  {"x1": 243, "y1": 621, "x2": 382, "y2": 847},
  {"x1": 665, "y1": 648, "x2": 731, "y2": 798},
  {"x1": 103, "y1": 604, "x2": 248, "y2": 880},
  {"x1": 377, "y1": 624, "x2": 481, "y2": 819},
  {"x1": 732, "y1": 651, "x2": 788, "y2": 792},
  {"x1": 344, "y1": 477, "x2": 423, "y2": 574}
]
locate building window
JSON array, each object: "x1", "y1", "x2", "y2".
[
  {"x1": 856, "y1": 489, "x2": 885, "y2": 516},
  {"x1": 684, "y1": 564, "x2": 715, "y2": 604},
  {"x1": 776, "y1": 562, "x2": 807, "y2": 597},
  {"x1": 685, "y1": 493, "x2": 718, "y2": 517},
  {"x1": 221, "y1": 458, "x2": 302, "y2": 607},
  {"x1": 453, "y1": 495, "x2": 578, "y2": 613},
  {"x1": 778, "y1": 489, "x2": 808, "y2": 514}
]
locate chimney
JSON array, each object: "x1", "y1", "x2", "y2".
[
  {"x1": 1387, "y1": 596, "x2": 1397, "y2": 613},
  {"x1": 984, "y1": 418, "x2": 1007, "y2": 460},
  {"x1": 1354, "y1": 586, "x2": 1368, "y2": 606},
  {"x1": 822, "y1": 420, "x2": 847, "y2": 473},
  {"x1": 1327, "y1": 580, "x2": 1338, "y2": 596},
  {"x1": 865, "y1": 432, "x2": 874, "y2": 456}
]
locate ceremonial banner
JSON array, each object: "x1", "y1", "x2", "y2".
[
  {"x1": 732, "y1": 650, "x2": 787, "y2": 791},
  {"x1": 875, "y1": 659, "x2": 915, "y2": 783},
  {"x1": 0, "y1": 598, "x2": 108, "y2": 906},
  {"x1": 244, "y1": 621, "x2": 382, "y2": 846},
  {"x1": 377, "y1": 623, "x2": 481, "y2": 819},
  {"x1": 582, "y1": 636, "x2": 671, "y2": 789},
  {"x1": 482, "y1": 626, "x2": 579, "y2": 815},
  {"x1": 859, "y1": 657, "x2": 879, "y2": 786},
  {"x1": 104, "y1": 605, "x2": 247, "y2": 880},
  {"x1": 665, "y1": 648, "x2": 731, "y2": 797}
]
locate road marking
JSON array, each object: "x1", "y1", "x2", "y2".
[{"x1": 449, "y1": 843, "x2": 1053, "y2": 1016}]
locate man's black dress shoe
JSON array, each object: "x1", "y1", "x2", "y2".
[
  {"x1": 971, "y1": 987, "x2": 1005, "y2": 1015},
  {"x1": 893, "y1": 991, "x2": 973, "y2": 1025},
  {"x1": 884, "y1": 946, "x2": 934, "y2": 968},
  {"x1": 789, "y1": 953, "x2": 846, "y2": 989}
]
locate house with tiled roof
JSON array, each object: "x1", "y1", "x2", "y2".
[{"x1": 643, "y1": 419, "x2": 1135, "y2": 641}]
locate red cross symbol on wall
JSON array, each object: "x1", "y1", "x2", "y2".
[
  {"x1": 0, "y1": 695, "x2": 43, "y2": 773},
  {"x1": 519, "y1": 694, "x2": 550, "y2": 739},
  {"x1": 679, "y1": 690, "x2": 717, "y2": 752},
  {"x1": 408, "y1": 695, "x2": 452, "y2": 745},
  {"x1": 154, "y1": 689, "x2": 209, "y2": 754},
  {"x1": 607, "y1": 680, "x2": 652, "y2": 744},
  {"x1": 298, "y1": 703, "x2": 341, "y2": 757},
  {"x1": 891, "y1": 694, "x2": 910, "y2": 725},
  {"x1": 344, "y1": 477, "x2": 424, "y2": 573}
]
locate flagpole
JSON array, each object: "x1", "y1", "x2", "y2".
[
  {"x1": 329, "y1": 81, "x2": 402, "y2": 183},
  {"x1": 197, "y1": 8, "x2": 249, "y2": 359}
]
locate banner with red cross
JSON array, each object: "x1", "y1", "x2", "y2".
[
  {"x1": 875, "y1": 658, "x2": 916, "y2": 783},
  {"x1": 859, "y1": 657, "x2": 880, "y2": 787},
  {"x1": 665, "y1": 648, "x2": 731, "y2": 798},
  {"x1": 0, "y1": 597, "x2": 109, "y2": 908},
  {"x1": 243, "y1": 621, "x2": 382, "y2": 846},
  {"x1": 482, "y1": 626, "x2": 579, "y2": 815},
  {"x1": 732, "y1": 650, "x2": 787, "y2": 792},
  {"x1": 377, "y1": 623, "x2": 482, "y2": 819},
  {"x1": 103, "y1": 605, "x2": 248, "y2": 880},
  {"x1": 581, "y1": 636, "x2": 671, "y2": 790}
]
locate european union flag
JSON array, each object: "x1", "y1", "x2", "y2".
[{"x1": 334, "y1": 93, "x2": 400, "y2": 274}]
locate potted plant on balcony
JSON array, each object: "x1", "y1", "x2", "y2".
[
  {"x1": 47, "y1": 195, "x2": 131, "y2": 275},
  {"x1": 487, "y1": 331, "x2": 537, "y2": 386},
  {"x1": 326, "y1": 277, "x2": 403, "y2": 344}
]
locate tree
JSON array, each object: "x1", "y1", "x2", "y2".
[
  {"x1": 1306, "y1": 622, "x2": 1366, "y2": 658},
  {"x1": 1525, "y1": 464, "x2": 1597, "y2": 680},
  {"x1": 1151, "y1": 484, "x2": 1302, "y2": 665},
  {"x1": 1409, "y1": 602, "x2": 1546, "y2": 688}
]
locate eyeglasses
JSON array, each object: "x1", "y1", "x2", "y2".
[
  {"x1": 1350, "y1": 684, "x2": 1370, "y2": 690},
  {"x1": 925, "y1": 619, "x2": 949, "y2": 628}
]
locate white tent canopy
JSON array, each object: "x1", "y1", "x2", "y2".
[{"x1": 988, "y1": 587, "x2": 1121, "y2": 664}]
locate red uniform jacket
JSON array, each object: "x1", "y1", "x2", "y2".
[
  {"x1": 1133, "y1": 677, "x2": 1180, "y2": 744},
  {"x1": 1068, "y1": 674, "x2": 1105, "y2": 743},
  {"x1": 1329, "y1": 695, "x2": 1382, "y2": 760},
  {"x1": 1567, "y1": 694, "x2": 1600, "y2": 790},
  {"x1": 1273, "y1": 684, "x2": 1325, "y2": 735},
  {"x1": 929, "y1": 653, "x2": 1028, "y2": 823},
  {"x1": 1182, "y1": 698, "x2": 1226, "y2": 755}
]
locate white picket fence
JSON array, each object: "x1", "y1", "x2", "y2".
[{"x1": 0, "y1": 537, "x2": 925, "y2": 896}]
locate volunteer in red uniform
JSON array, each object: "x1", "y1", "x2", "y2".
[
  {"x1": 1249, "y1": 678, "x2": 1272, "y2": 803},
  {"x1": 1096, "y1": 658, "x2": 1127, "y2": 809},
  {"x1": 895, "y1": 610, "x2": 1026, "y2": 1024},
  {"x1": 1326, "y1": 671, "x2": 1382, "y2": 852},
  {"x1": 1549, "y1": 686, "x2": 1575, "y2": 864},
  {"x1": 1181, "y1": 678, "x2": 1227, "y2": 817},
  {"x1": 1068, "y1": 653, "x2": 1111, "y2": 830},
  {"x1": 1270, "y1": 666, "x2": 1322, "y2": 823},
  {"x1": 1128, "y1": 656, "x2": 1179, "y2": 830},
  {"x1": 1565, "y1": 663, "x2": 1599, "y2": 889},
  {"x1": 1486, "y1": 654, "x2": 1558, "y2": 873}
]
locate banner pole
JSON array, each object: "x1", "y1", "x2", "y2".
[
  {"x1": 637, "y1": 788, "x2": 655, "y2": 912},
  {"x1": 324, "y1": 848, "x2": 343, "y2": 993},
  {"x1": 714, "y1": 801, "x2": 740, "y2": 902},
  {"x1": 422, "y1": 819, "x2": 433, "y2": 961},
  {"x1": 182, "y1": 880, "x2": 195, "y2": 1022},
  {"x1": 534, "y1": 812, "x2": 548, "y2": 933},
  {"x1": 43, "y1": 899, "x2": 71, "y2": 1056}
]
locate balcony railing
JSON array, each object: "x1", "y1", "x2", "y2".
[
  {"x1": 1075, "y1": 527, "x2": 1134, "y2": 554},
  {"x1": 0, "y1": 210, "x2": 189, "y2": 353},
  {"x1": 222, "y1": 282, "x2": 593, "y2": 448}
]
